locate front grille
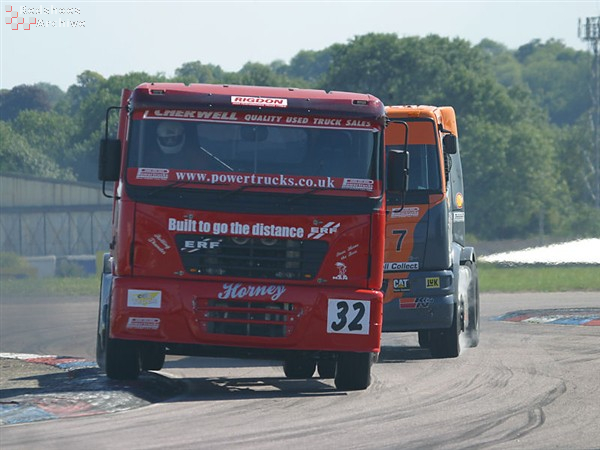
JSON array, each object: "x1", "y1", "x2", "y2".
[
  {"x1": 194, "y1": 298, "x2": 298, "y2": 338},
  {"x1": 176, "y1": 234, "x2": 328, "y2": 280}
]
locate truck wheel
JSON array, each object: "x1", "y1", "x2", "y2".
[
  {"x1": 140, "y1": 342, "x2": 166, "y2": 371},
  {"x1": 96, "y1": 282, "x2": 141, "y2": 380},
  {"x1": 334, "y1": 352, "x2": 373, "y2": 391},
  {"x1": 104, "y1": 338, "x2": 141, "y2": 380},
  {"x1": 418, "y1": 331, "x2": 431, "y2": 348},
  {"x1": 429, "y1": 303, "x2": 460, "y2": 358},
  {"x1": 464, "y1": 261, "x2": 480, "y2": 347},
  {"x1": 283, "y1": 357, "x2": 316, "y2": 379},
  {"x1": 317, "y1": 359, "x2": 337, "y2": 378}
]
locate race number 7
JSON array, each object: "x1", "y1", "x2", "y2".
[
  {"x1": 393, "y1": 229, "x2": 407, "y2": 251},
  {"x1": 327, "y1": 299, "x2": 370, "y2": 335}
]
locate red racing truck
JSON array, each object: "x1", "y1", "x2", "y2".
[
  {"x1": 382, "y1": 105, "x2": 480, "y2": 357},
  {"x1": 97, "y1": 83, "x2": 387, "y2": 390}
]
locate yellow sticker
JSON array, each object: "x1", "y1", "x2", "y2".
[
  {"x1": 455, "y1": 192, "x2": 464, "y2": 209},
  {"x1": 426, "y1": 277, "x2": 440, "y2": 288}
]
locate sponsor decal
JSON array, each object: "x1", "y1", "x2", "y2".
[
  {"x1": 181, "y1": 237, "x2": 221, "y2": 252},
  {"x1": 127, "y1": 290, "x2": 162, "y2": 308},
  {"x1": 136, "y1": 110, "x2": 376, "y2": 130},
  {"x1": 218, "y1": 282, "x2": 286, "y2": 302},
  {"x1": 391, "y1": 207, "x2": 420, "y2": 218},
  {"x1": 341, "y1": 178, "x2": 374, "y2": 191},
  {"x1": 455, "y1": 192, "x2": 464, "y2": 209},
  {"x1": 231, "y1": 96, "x2": 288, "y2": 108},
  {"x1": 336, "y1": 243, "x2": 359, "y2": 261},
  {"x1": 137, "y1": 168, "x2": 169, "y2": 180},
  {"x1": 308, "y1": 221, "x2": 340, "y2": 239},
  {"x1": 426, "y1": 277, "x2": 440, "y2": 288},
  {"x1": 384, "y1": 261, "x2": 419, "y2": 272},
  {"x1": 128, "y1": 167, "x2": 381, "y2": 195},
  {"x1": 167, "y1": 218, "x2": 305, "y2": 238},
  {"x1": 453, "y1": 211, "x2": 465, "y2": 223},
  {"x1": 399, "y1": 297, "x2": 434, "y2": 309},
  {"x1": 393, "y1": 278, "x2": 410, "y2": 291},
  {"x1": 148, "y1": 233, "x2": 171, "y2": 255},
  {"x1": 333, "y1": 262, "x2": 348, "y2": 280},
  {"x1": 127, "y1": 317, "x2": 160, "y2": 330},
  {"x1": 147, "y1": 110, "x2": 238, "y2": 120}
]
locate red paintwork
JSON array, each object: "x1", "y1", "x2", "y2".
[{"x1": 107, "y1": 83, "x2": 386, "y2": 355}]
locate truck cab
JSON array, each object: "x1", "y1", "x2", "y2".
[
  {"x1": 97, "y1": 83, "x2": 387, "y2": 390},
  {"x1": 383, "y1": 105, "x2": 479, "y2": 357}
]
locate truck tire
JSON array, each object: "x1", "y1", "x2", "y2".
[
  {"x1": 418, "y1": 331, "x2": 431, "y2": 348},
  {"x1": 464, "y1": 261, "x2": 480, "y2": 347},
  {"x1": 96, "y1": 280, "x2": 141, "y2": 380},
  {"x1": 105, "y1": 338, "x2": 141, "y2": 380},
  {"x1": 429, "y1": 303, "x2": 460, "y2": 358},
  {"x1": 283, "y1": 356, "x2": 316, "y2": 379},
  {"x1": 140, "y1": 342, "x2": 166, "y2": 371},
  {"x1": 334, "y1": 352, "x2": 372, "y2": 391},
  {"x1": 317, "y1": 359, "x2": 337, "y2": 378}
]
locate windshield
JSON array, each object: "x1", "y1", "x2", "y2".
[
  {"x1": 386, "y1": 144, "x2": 441, "y2": 191},
  {"x1": 385, "y1": 119, "x2": 442, "y2": 192},
  {"x1": 126, "y1": 116, "x2": 380, "y2": 193}
]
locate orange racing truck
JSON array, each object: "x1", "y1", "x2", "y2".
[
  {"x1": 383, "y1": 105, "x2": 480, "y2": 357},
  {"x1": 97, "y1": 83, "x2": 386, "y2": 390}
]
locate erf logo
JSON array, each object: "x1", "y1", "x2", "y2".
[{"x1": 5, "y1": 5, "x2": 36, "y2": 30}]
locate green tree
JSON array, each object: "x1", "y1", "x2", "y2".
[
  {"x1": 236, "y1": 62, "x2": 289, "y2": 87},
  {"x1": 12, "y1": 110, "x2": 77, "y2": 164},
  {"x1": 173, "y1": 61, "x2": 226, "y2": 84},
  {"x1": 0, "y1": 84, "x2": 52, "y2": 121},
  {"x1": 0, "y1": 121, "x2": 74, "y2": 179},
  {"x1": 516, "y1": 39, "x2": 590, "y2": 125}
]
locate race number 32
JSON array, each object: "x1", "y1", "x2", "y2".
[{"x1": 327, "y1": 299, "x2": 370, "y2": 335}]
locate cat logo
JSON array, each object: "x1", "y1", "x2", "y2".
[
  {"x1": 426, "y1": 277, "x2": 440, "y2": 289},
  {"x1": 393, "y1": 278, "x2": 410, "y2": 291}
]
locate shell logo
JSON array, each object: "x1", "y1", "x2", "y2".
[{"x1": 455, "y1": 192, "x2": 464, "y2": 209}]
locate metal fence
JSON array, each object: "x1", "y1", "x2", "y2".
[{"x1": 0, "y1": 206, "x2": 112, "y2": 257}]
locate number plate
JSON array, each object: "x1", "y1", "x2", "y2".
[{"x1": 327, "y1": 299, "x2": 370, "y2": 335}]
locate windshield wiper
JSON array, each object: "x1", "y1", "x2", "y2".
[
  {"x1": 199, "y1": 146, "x2": 235, "y2": 172},
  {"x1": 286, "y1": 187, "x2": 352, "y2": 204},
  {"x1": 147, "y1": 179, "x2": 224, "y2": 197}
]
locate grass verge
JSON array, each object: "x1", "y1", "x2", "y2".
[
  {"x1": 478, "y1": 263, "x2": 600, "y2": 292},
  {"x1": 1, "y1": 276, "x2": 99, "y2": 297},
  {"x1": 0, "y1": 264, "x2": 598, "y2": 297}
]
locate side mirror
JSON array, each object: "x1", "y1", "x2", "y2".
[
  {"x1": 443, "y1": 134, "x2": 458, "y2": 154},
  {"x1": 387, "y1": 149, "x2": 409, "y2": 192},
  {"x1": 98, "y1": 138, "x2": 121, "y2": 182}
]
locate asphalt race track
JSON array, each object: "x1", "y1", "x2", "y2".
[{"x1": 1, "y1": 291, "x2": 599, "y2": 449}]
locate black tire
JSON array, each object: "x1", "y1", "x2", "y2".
[
  {"x1": 140, "y1": 342, "x2": 166, "y2": 371},
  {"x1": 317, "y1": 359, "x2": 337, "y2": 378},
  {"x1": 429, "y1": 303, "x2": 460, "y2": 358},
  {"x1": 96, "y1": 278, "x2": 141, "y2": 380},
  {"x1": 464, "y1": 261, "x2": 480, "y2": 348},
  {"x1": 105, "y1": 338, "x2": 141, "y2": 380},
  {"x1": 418, "y1": 331, "x2": 431, "y2": 348},
  {"x1": 96, "y1": 274, "x2": 110, "y2": 371},
  {"x1": 283, "y1": 357, "x2": 316, "y2": 379},
  {"x1": 334, "y1": 352, "x2": 373, "y2": 391}
]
